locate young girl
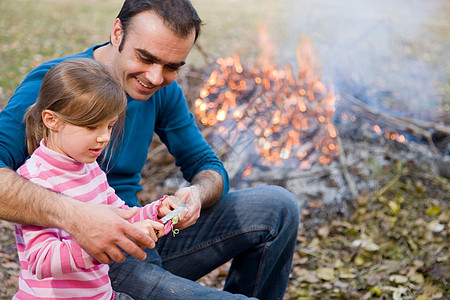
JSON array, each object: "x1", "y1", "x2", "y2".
[{"x1": 13, "y1": 58, "x2": 181, "y2": 300}]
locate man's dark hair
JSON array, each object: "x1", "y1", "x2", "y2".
[{"x1": 116, "y1": 0, "x2": 203, "y2": 52}]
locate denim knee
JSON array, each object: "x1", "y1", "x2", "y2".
[
  {"x1": 253, "y1": 185, "x2": 301, "y2": 230},
  {"x1": 262, "y1": 185, "x2": 299, "y2": 212}
]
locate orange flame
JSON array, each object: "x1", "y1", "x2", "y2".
[{"x1": 194, "y1": 31, "x2": 341, "y2": 173}]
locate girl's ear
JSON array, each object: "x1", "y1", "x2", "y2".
[{"x1": 42, "y1": 110, "x2": 60, "y2": 130}]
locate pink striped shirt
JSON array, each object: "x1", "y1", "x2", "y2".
[{"x1": 13, "y1": 143, "x2": 166, "y2": 300}]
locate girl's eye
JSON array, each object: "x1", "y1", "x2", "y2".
[{"x1": 86, "y1": 126, "x2": 97, "y2": 130}]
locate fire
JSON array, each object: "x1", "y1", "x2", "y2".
[
  {"x1": 373, "y1": 124, "x2": 382, "y2": 135},
  {"x1": 194, "y1": 32, "x2": 340, "y2": 173},
  {"x1": 372, "y1": 124, "x2": 405, "y2": 143}
]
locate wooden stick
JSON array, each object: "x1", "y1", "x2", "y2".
[
  {"x1": 340, "y1": 93, "x2": 446, "y2": 154},
  {"x1": 336, "y1": 134, "x2": 359, "y2": 201},
  {"x1": 194, "y1": 41, "x2": 215, "y2": 65}
]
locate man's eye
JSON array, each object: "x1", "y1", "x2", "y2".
[
  {"x1": 139, "y1": 55, "x2": 153, "y2": 64},
  {"x1": 166, "y1": 65, "x2": 180, "y2": 72}
]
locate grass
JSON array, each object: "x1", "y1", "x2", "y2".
[
  {"x1": 0, "y1": 0, "x2": 118, "y2": 107},
  {"x1": 0, "y1": 0, "x2": 290, "y2": 108},
  {"x1": 1, "y1": 0, "x2": 448, "y2": 110}
]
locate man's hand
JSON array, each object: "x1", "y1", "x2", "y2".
[
  {"x1": 172, "y1": 170, "x2": 224, "y2": 230},
  {"x1": 66, "y1": 202, "x2": 153, "y2": 264},
  {"x1": 173, "y1": 186, "x2": 201, "y2": 230}
]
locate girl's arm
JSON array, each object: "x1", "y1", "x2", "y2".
[
  {"x1": 127, "y1": 200, "x2": 161, "y2": 222},
  {"x1": 106, "y1": 182, "x2": 174, "y2": 223},
  {"x1": 17, "y1": 224, "x2": 100, "y2": 280},
  {"x1": 108, "y1": 191, "x2": 178, "y2": 236},
  {"x1": 130, "y1": 196, "x2": 179, "y2": 236},
  {"x1": 106, "y1": 185, "x2": 161, "y2": 222},
  {"x1": 14, "y1": 175, "x2": 102, "y2": 279}
]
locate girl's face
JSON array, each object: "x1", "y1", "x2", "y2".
[{"x1": 46, "y1": 116, "x2": 119, "y2": 164}]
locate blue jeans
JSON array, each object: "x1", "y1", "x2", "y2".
[{"x1": 109, "y1": 185, "x2": 300, "y2": 300}]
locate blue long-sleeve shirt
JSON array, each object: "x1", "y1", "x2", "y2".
[{"x1": 0, "y1": 43, "x2": 229, "y2": 207}]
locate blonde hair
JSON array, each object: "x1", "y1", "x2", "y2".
[{"x1": 25, "y1": 58, "x2": 127, "y2": 156}]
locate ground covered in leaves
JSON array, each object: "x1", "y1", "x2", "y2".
[
  {"x1": 287, "y1": 159, "x2": 449, "y2": 300},
  {"x1": 191, "y1": 153, "x2": 449, "y2": 300}
]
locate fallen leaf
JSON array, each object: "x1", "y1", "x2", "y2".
[
  {"x1": 293, "y1": 267, "x2": 320, "y2": 283},
  {"x1": 389, "y1": 274, "x2": 408, "y2": 284},
  {"x1": 425, "y1": 205, "x2": 442, "y2": 216},
  {"x1": 427, "y1": 220, "x2": 444, "y2": 233},
  {"x1": 352, "y1": 234, "x2": 380, "y2": 252},
  {"x1": 317, "y1": 267, "x2": 335, "y2": 281},
  {"x1": 365, "y1": 272, "x2": 383, "y2": 285},
  {"x1": 354, "y1": 256, "x2": 365, "y2": 266},
  {"x1": 1, "y1": 262, "x2": 19, "y2": 270},
  {"x1": 388, "y1": 200, "x2": 400, "y2": 215},
  {"x1": 334, "y1": 258, "x2": 344, "y2": 269},
  {"x1": 370, "y1": 286, "x2": 382, "y2": 296},
  {"x1": 339, "y1": 268, "x2": 357, "y2": 279},
  {"x1": 317, "y1": 225, "x2": 329, "y2": 237},
  {"x1": 408, "y1": 271, "x2": 424, "y2": 284}
]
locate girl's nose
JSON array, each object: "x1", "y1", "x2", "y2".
[{"x1": 97, "y1": 131, "x2": 110, "y2": 144}]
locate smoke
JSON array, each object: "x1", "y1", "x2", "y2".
[{"x1": 278, "y1": 0, "x2": 449, "y2": 120}]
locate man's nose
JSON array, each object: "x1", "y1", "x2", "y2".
[{"x1": 145, "y1": 64, "x2": 164, "y2": 86}]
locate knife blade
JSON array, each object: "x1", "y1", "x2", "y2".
[{"x1": 159, "y1": 204, "x2": 188, "y2": 224}]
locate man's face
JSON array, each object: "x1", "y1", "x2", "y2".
[{"x1": 112, "y1": 11, "x2": 195, "y2": 101}]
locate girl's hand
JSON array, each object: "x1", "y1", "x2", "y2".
[{"x1": 131, "y1": 219, "x2": 165, "y2": 244}]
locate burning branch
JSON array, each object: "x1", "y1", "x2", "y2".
[{"x1": 340, "y1": 93, "x2": 450, "y2": 154}]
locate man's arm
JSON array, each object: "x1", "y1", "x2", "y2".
[
  {"x1": 0, "y1": 167, "x2": 153, "y2": 263},
  {"x1": 173, "y1": 169, "x2": 223, "y2": 230},
  {"x1": 191, "y1": 169, "x2": 224, "y2": 209}
]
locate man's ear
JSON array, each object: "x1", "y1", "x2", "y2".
[
  {"x1": 42, "y1": 110, "x2": 60, "y2": 130},
  {"x1": 111, "y1": 18, "x2": 124, "y2": 48}
]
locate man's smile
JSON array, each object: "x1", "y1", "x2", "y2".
[{"x1": 136, "y1": 77, "x2": 151, "y2": 89}]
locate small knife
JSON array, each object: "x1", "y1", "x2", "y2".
[{"x1": 159, "y1": 204, "x2": 188, "y2": 224}]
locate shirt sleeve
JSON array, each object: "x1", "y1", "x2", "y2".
[
  {"x1": 15, "y1": 164, "x2": 100, "y2": 279},
  {"x1": 105, "y1": 178, "x2": 126, "y2": 207},
  {"x1": 154, "y1": 82, "x2": 230, "y2": 198},
  {"x1": 102, "y1": 164, "x2": 171, "y2": 231},
  {"x1": 0, "y1": 64, "x2": 54, "y2": 170},
  {"x1": 16, "y1": 223, "x2": 100, "y2": 280},
  {"x1": 120, "y1": 199, "x2": 162, "y2": 222}
]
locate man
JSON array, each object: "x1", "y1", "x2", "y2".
[{"x1": 0, "y1": 0, "x2": 300, "y2": 299}]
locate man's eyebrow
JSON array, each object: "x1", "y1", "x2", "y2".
[{"x1": 136, "y1": 48, "x2": 186, "y2": 68}]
